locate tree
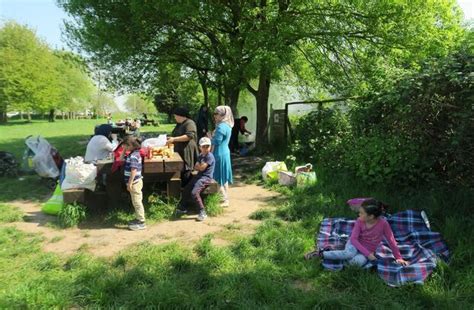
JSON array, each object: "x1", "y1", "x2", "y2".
[
  {"x1": 0, "y1": 22, "x2": 56, "y2": 121},
  {"x1": 0, "y1": 21, "x2": 96, "y2": 122},
  {"x1": 125, "y1": 94, "x2": 156, "y2": 115},
  {"x1": 59, "y1": 0, "x2": 464, "y2": 147}
]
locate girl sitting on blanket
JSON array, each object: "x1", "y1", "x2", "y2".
[{"x1": 305, "y1": 199, "x2": 409, "y2": 267}]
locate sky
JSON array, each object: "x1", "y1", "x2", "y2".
[{"x1": 0, "y1": 0, "x2": 473, "y2": 52}]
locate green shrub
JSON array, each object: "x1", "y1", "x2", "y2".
[
  {"x1": 292, "y1": 107, "x2": 349, "y2": 165},
  {"x1": 147, "y1": 194, "x2": 176, "y2": 221},
  {"x1": 58, "y1": 203, "x2": 87, "y2": 228},
  {"x1": 204, "y1": 194, "x2": 224, "y2": 217}
]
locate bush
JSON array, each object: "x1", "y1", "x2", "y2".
[
  {"x1": 292, "y1": 107, "x2": 349, "y2": 165},
  {"x1": 58, "y1": 203, "x2": 86, "y2": 228},
  {"x1": 348, "y1": 46, "x2": 474, "y2": 187}
]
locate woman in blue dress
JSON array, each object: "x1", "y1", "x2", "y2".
[{"x1": 211, "y1": 106, "x2": 233, "y2": 207}]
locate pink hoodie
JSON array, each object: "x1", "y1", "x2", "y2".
[{"x1": 350, "y1": 218, "x2": 402, "y2": 259}]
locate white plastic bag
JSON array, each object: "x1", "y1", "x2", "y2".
[
  {"x1": 278, "y1": 171, "x2": 296, "y2": 186},
  {"x1": 262, "y1": 161, "x2": 288, "y2": 181},
  {"x1": 27, "y1": 136, "x2": 59, "y2": 178},
  {"x1": 142, "y1": 135, "x2": 167, "y2": 148},
  {"x1": 61, "y1": 156, "x2": 97, "y2": 191}
]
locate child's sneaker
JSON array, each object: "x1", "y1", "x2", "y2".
[
  {"x1": 175, "y1": 207, "x2": 188, "y2": 217},
  {"x1": 128, "y1": 221, "x2": 146, "y2": 231},
  {"x1": 304, "y1": 247, "x2": 326, "y2": 260},
  {"x1": 220, "y1": 200, "x2": 229, "y2": 208},
  {"x1": 196, "y1": 210, "x2": 207, "y2": 221}
]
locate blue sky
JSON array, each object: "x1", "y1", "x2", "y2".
[
  {"x1": 0, "y1": 0, "x2": 473, "y2": 52},
  {"x1": 0, "y1": 0, "x2": 70, "y2": 50}
]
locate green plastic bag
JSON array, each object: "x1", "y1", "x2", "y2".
[
  {"x1": 41, "y1": 184, "x2": 63, "y2": 215},
  {"x1": 296, "y1": 171, "x2": 317, "y2": 188},
  {"x1": 266, "y1": 162, "x2": 288, "y2": 181}
]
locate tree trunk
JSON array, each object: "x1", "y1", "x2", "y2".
[
  {"x1": 224, "y1": 84, "x2": 240, "y2": 116},
  {"x1": 198, "y1": 71, "x2": 209, "y2": 108},
  {"x1": 20, "y1": 111, "x2": 23, "y2": 120},
  {"x1": 48, "y1": 109, "x2": 55, "y2": 122},
  {"x1": 27, "y1": 112, "x2": 31, "y2": 122},
  {"x1": 248, "y1": 67, "x2": 271, "y2": 149},
  {"x1": 0, "y1": 111, "x2": 6, "y2": 123}
]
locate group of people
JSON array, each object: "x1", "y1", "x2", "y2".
[
  {"x1": 166, "y1": 106, "x2": 234, "y2": 222},
  {"x1": 84, "y1": 109, "x2": 411, "y2": 271},
  {"x1": 83, "y1": 105, "x2": 239, "y2": 230}
]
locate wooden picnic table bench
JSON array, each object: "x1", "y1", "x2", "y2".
[{"x1": 94, "y1": 152, "x2": 184, "y2": 199}]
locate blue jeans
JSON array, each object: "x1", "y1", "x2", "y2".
[{"x1": 322, "y1": 240, "x2": 368, "y2": 267}]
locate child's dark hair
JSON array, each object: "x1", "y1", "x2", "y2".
[
  {"x1": 123, "y1": 136, "x2": 141, "y2": 151},
  {"x1": 241, "y1": 116, "x2": 248, "y2": 122},
  {"x1": 361, "y1": 199, "x2": 388, "y2": 217}
]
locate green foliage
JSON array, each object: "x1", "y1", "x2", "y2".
[
  {"x1": 124, "y1": 94, "x2": 156, "y2": 115},
  {"x1": 291, "y1": 39, "x2": 473, "y2": 188},
  {"x1": 204, "y1": 194, "x2": 224, "y2": 217},
  {"x1": 348, "y1": 43, "x2": 474, "y2": 187},
  {"x1": 249, "y1": 209, "x2": 273, "y2": 221},
  {"x1": 147, "y1": 194, "x2": 176, "y2": 221},
  {"x1": 58, "y1": 203, "x2": 87, "y2": 228},
  {"x1": 0, "y1": 204, "x2": 23, "y2": 223},
  {"x1": 292, "y1": 107, "x2": 349, "y2": 164},
  {"x1": 0, "y1": 22, "x2": 96, "y2": 121}
]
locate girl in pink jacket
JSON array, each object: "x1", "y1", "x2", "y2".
[{"x1": 306, "y1": 199, "x2": 409, "y2": 267}]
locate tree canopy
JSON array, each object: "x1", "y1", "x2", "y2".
[
  {"x1": 0, "y1": 21, "x2": 96, "y2": 122},
  {"x1": 58, "y1": 0, "x2": 464, "y2": 146}
]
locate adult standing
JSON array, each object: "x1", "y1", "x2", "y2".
[
  {"x1": 229, "y1": 116, "x2": 251, "y2": 153},
  {"x1": 167, "y1": 107, "x2": 199, "y2": 185},
  {"x1": 211, "y1": 106, "x2": 233, "y2": 207},
  {"x1": 196, "y1": 105, "x2": 209, "y2": 140}
]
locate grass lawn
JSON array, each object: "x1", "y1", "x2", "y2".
[
  {"x1": 0, "y1": 119, "x2": 175, "y2": 203},
  {"x1": 0, "y1": 120, "x2": 473, "y2": 308}
]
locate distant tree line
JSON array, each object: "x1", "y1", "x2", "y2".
[{"x1": 0, "y1": 21, "x2": 118, "y2": 123}]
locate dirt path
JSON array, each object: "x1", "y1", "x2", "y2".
[{"x1": 5, "y1": 156, "x2": 278, "y2": 257}]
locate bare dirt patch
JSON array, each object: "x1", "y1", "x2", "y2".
[{"x1": 4, "y1": 156, "x2": 279, "y2": 257}]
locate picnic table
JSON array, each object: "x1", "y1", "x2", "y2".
[{"x1": 95, "y1": 152, "x2": 184, "y2": 198}]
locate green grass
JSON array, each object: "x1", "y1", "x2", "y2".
[
  {"x1": 0, "y1": 119, "x2": 175, "y2": 204},
  {"x1": 0, "y1": 120, "x2": 473, "y2": 308},
  {"x1": 0, "y1": 204, "x2": 24, "y2": 223}
]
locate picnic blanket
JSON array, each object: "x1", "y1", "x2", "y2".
[{"x1": 316, "y1": 210, "x2": 449, "y2": 286}]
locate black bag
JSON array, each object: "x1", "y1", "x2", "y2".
[{"x1": 0, "y1": 151, "x2": 19, "y2": 177}]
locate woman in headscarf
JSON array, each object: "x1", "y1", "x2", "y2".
[
  {"x1": 196, "y1": 105, "x2": 209, "y2": 140},
  {"x1": 167, "y1": 107, "x2": 199, "y2": 185},
  {"x1": 211, "y1": 105, "x2": 234, "y2": 207},
  {"x1": 85, "y1": 124, "x2": 118, "y2": 163}
]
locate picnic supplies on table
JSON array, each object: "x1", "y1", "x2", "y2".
[
  {"x1": 61, "y1": 156, "x2": 97, "y2": 191},
  {"x1": 316, "y1": 210, "x2": 449, "y2": 287},
  {"x1": 41, "y1": 184, "x2": 63, "y2": 215},
  {"x1": 346, "y1": 197, "x2": 374, "y2": 212},
  {"x1": 262, "y1": 161, "x2": 288, "y2": 182},
  {"x1": 142, "y1": 135, "x2": 167, "y2": 148}
]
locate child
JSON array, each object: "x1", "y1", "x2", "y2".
[
  {"x1": 176, "y1": 137, "x2": 215, "y2": 221},
  {"x1": 122, "y1": 136, "x2": 146, "y2": 231},
  {"x1": 305, "y1": 199, "x2": 409, "y2": 267}
]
